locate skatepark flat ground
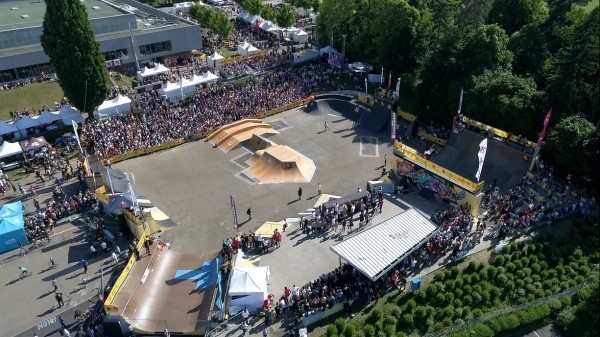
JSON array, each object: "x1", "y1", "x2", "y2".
[{"x1": 116, "y1": 101, "x2": 393, "y2": 256}]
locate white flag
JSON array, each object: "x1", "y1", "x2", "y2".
[
  {"x1": 72, "y1": 120, "x2": 83, "y2": 154},
  {"x1": 475, "y1": 138, "x2": 488, "y2": 182}
]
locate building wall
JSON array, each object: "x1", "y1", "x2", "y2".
[{"x1": 0, "y1": 24, "x2": 201, "y2": 72}]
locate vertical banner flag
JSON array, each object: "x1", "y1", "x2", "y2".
[
  {"x1": 537, "y1": 108, "x2": 553, "y2": 145},
  {"x1": 364, "y1": 76, "x2": 368, "y2": 94},
  {"x1": 388, "y1": 72, "x2": 392, "y2": 89},
  {"x1": 475, "y1": 138, "x2": 488, "y2": 182},
  {"x1": 230, "y1": 195, "x2": 238, "y2": 231},
  {"x1": 391, "y1": 108, "x2": 396, "y2": 141},
  {"x1": 72, "y1": 120, "x2": 83, "y2": 154},
  {"x1": 380, "y1": 66, "x2": 384, "y2": 86},
  {"x1": 393, "y1": 77, "x2": 401, "y2": 98},
  {"x1": 457, "y1": 88, "x2": 464, "y2": 116}
]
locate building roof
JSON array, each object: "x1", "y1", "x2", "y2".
[
  {"x1": 0, "y1": 0, "x2": 123, "y2": 31},
  {"x1": 330, "y1": 208, "x2": 438, "y2": 281}
]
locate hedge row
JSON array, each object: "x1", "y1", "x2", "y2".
[{"x1": 104, "y1": 97, "x2": 311, "y2": 165}]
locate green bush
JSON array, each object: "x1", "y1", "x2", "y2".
[
  {"x1": 367, "y1": 308, "x2": 384, "y2": 324},
  {"x1": 335, "y1": 318, "x2": 347, "y2": 333},
  {"x1": 400, "y1": 313, "x2": 414, "y2": 329},
  {"x1": 556, "y1": 307, "x2": 576, "y2": 329},
  {"x1": 470, "y1": 323, "x2": 494, "y2": 337},
  {"x1": 326, "y1": 325, "x2": 338, "y2": 337},
  {"x1": 343, "y1": 324, "x2": 357, "y2": 337},
  {"x1": 362, "y1": 324, "x2": 376, "y2": 337}
]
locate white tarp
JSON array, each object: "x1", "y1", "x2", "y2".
[
  {"x1": 0, "y1": 122, "x2": 18, "y2": 136},
  {"x1": 137, "y1": 63, "x2": 169, "y2": 79},
  {"x1": 95, "y1": 95, "x2": 132, "y2": 120},
  {"x1": 237, "y1": 41, "x2": 260, "y2": 55},
  {"x1": 0, "y1": 141, "x2": 23, "y2": 159},
  {"x1": 330, "y1": 208, "x2": 438, "y2": 281},
  {"x1": 229, "y1": 254, "x2": 270, "y2": 313}
]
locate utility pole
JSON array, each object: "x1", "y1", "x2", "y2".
[{"x1": 342, "y1": 34, "x2": 346, "y2": 57}]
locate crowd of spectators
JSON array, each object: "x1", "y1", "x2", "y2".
[
  {"x1": 218, "y1": 51, "x2": 290, "y2": 79},
  {"x1": 82, "y1": 62, "x2": 340, "y2": 158},
  {"x1": 481, "y1": 163, "x2": 596, "y2": 239}
]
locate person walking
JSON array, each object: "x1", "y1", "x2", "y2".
[
  {"x1": 81, "y1": 259, "x2": 88, "y2": 275},
  {"x1": 323, "y1": 120, "x2": 328, "y2": 132},
  {"x1": 112, "y1": 251, "x2": 119, "y2": 265},
  {"x1": 317, "y1": 183, "x2": 322, "y2": 196},
  {"x1": 297, "y1": 187, "x2": 303, "y2": 201},
  {"x1": 51, "y1": 279, "x2": 58, "y2": 292},
  {"x1": 246, "y1": 207, "x2": 252, "y2": 220},
  {"x1": 55, "y1": 291, "x2": 64, "y2": 307},
  {"x1": 144, "y1": 239, "x2": 151, "y2": 256}
]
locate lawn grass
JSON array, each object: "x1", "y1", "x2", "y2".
[
  {"x1": 218, "y1": 47, "x2": 238, "y2": 58},
  {"x1": 111, "y1": 72, "x2": 135, "y2": 88},
  {"x1": 0, "y1": 81, "x2": 64, "y2": 120}
]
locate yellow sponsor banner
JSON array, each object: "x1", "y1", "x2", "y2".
[
  {"x1": 461, "y1": 116, "x2": 536, "y2": 148},
  {"x1": 104, "y1": 224, "x2": 148, "y2": 312},
  {"x1": 393, "y1": 140, "x2": 484, "y2": 194},
  {"x1": 397, "y1": 110, "x2": 417, "y2": 122},
  {"x1": 417, "y1": 129, "x2": 447, "y2": 146}
]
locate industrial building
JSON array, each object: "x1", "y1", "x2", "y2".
[{"x1": 0, "y1": 0, "x2": 202, "y2": 81}]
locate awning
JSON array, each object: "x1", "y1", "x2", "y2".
[
  {"x1": 330, "y1": 208, "x2": 438, "y2": 281},
  {"x1": 137, "y1": 63, "x2": 169, "y2": 78},
  {"x1": 0, "y1": 122, "x2": 18, "y2": 136}
]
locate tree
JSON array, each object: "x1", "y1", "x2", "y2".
[
  {"x1": 276, "y1": 4, "x2": 296, "y2": 28},
  {"x1": 543, "y1": 115, "x2": 597, "y2": 177},
  {"x1": 465, "y1": 70, "x2": 543, "y2": 136},
  {"x1": 547, "y1": 7, "x2": 599, "y2": 124},
  {"x1": 190, "y1": 5, "x2": 233, "y2": 40},
  {"x1": 488, "y1": 0, "x2": 549, "y2": 35},
  {"x1": 41, "y1": 0, "x2": 109, "y2": 115},
  {"x1": 261, "y1": 4, "x2": 277, "y2": 21},
  {"x1": 508, "y1": 23, "x2": 550, "y2": 83},
  {"x1": 241, "y1": 0, "x2": 263, "y2": 15}
]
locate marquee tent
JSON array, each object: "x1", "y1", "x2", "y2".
[
  {"x1": 208, "y1": 51, "x2": 224, "y2": 68},
  {"x1": 95, "y1": 95, "x2": 132, "y2": 120},
  {"x1": 35, "y1": 111, "x2": 62, "y2": 125},
  {"x1": 237, "y1": 41, "x2": 260, "y2": 55},
  {"x1": 0, "y1": 122, "x2": 18, "y2": 136},
  {"x1": 160, "y1": 72, "x2": 219, "y2": 100},
  {"x1": 137, "y1": 63, "x2": 169, "y2": 79},
  {"x1": 330, "y1": 208, "x2": 438, "y2": 281},
  {"x1": 0, "y1": 201, "x2": 26, "y2": 253},
  {"x1": 287, "y1": 28, "x2": 309, "y2": 43},
  {"x1": 14, "y1": 116, "x2": 41, "y2": 131},
  {"x1": 0, "y1": 141, "x2": 23, "y2": 160},
  {"x1": 59, "y1": 106, "x2": 84, "y2": 124},
  {"x1": 228, "y1": 253, "x2": 270, "y2": 313}
]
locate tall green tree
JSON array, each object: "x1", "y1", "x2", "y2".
[
  {"x1": 508, "y1": 23, "x2": 550, "y2": 83},
  {"x1": 488, "y1": 0, "x2": 549, "y2": 35},
  {"x1": 41, "y1": 0, "x2": 109, "y2": 115},
  {"x1": 547, "y1": 7, "x2": 599, "y2": 124},
  {"x1": 416, "y1": 24, "x2": 513, "y2": 125},
  {"x1": 275, "y1": 4, "x2": 296, "y2": 28},
  {"x1": 543, "y1": 115, "x2": 597, "y2": 177},
  {"x1": 465, "y1": 70, "x2": 543, "y2": 136},
  {"x1": 191, "y1": 5, "x2": 233, "y2": 40},
  {"x1": 241, "y1": 0, "x2": 263, "y2": 15}
]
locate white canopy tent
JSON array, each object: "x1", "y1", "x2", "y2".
[
  {"x1": 208, "y1": 51, "x2": 224, "y2": 68},
  {"x1": 137, "y1": 63, "x2": 170, "y2": 80},
  {"x1": 228, "y1": 253, "x2": 270, "y2": 314},
  {"x1": 160, "y1": 72, "x2": 219, "y2": 101},
  {"x1": 330, "y1": 208, "x2": 438, "y2": 281},
  {"x1": 287, "y1": 28, "x2": 309, "y2": 43},
  {"x1": 0, "y1": 141, "x2": 23, "y2": 160},
  {"x1": 95, "y1": 95, "x2": 132, "y2": 120},
  {"x1": 237, "y1": 41, "x2": 260, "y2": 55},
  {"x1": 0, "y1": 122, "x2": 18, "y2": 137}
]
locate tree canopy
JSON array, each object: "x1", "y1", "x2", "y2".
[
  {"x1": 275, "y1": 4, "x2": 296, "y2": 28},
  {"x1": 488, "y1": 0, "x2": 549, "y2": 35},
  {"x1": 41, "y1": 0, "x2": 109, "y2": 115},
  {"x1": 190, "y1": 4, "x2": 233, "y2": 40}
]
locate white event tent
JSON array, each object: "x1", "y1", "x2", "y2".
[
  {"x1": 0, "y1": 141, "x2": 23, "y2": 160},
  {"x1": 237, "y1": 41, "x2": 260, "y2": 55},
  {"x1": 228, "y1": 253, "x2": 270, "y2": 314},
  {"x1": 208, "y1": 51, "x2": 224, "y2": 68},
  {"x1": 95, "y1": 95, "x2": 132, "y2": 120},
  {"x1": 136, "y1": 63, "x2": 170, "y2": 80},
  {"x1": 160, "y1": 72, "x2": 219, "y2": 100}
]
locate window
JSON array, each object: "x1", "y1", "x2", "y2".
[
  {"x1": 139, "y1": 41, "x2": 172, "y2": 56},
  {"x1": 103, "y1": 48, "x2": 128, "y2": 61}
]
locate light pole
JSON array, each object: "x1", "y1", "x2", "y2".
[{"x1": 342, "y1": 34, "x2": 346, "y2": 58}]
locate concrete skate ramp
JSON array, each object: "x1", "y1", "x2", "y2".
[
  {"x1": 314, "y1": 99, "x2": 364, "y2": 120},
  {"x1": 246, "y1": 145, "x2": 316, "y2": 184},
  {"x1": 112, "y1": 244, "x2": 216, "y2": 334},
  {"x1": 431, "y1": 129, "x2": 529, "y2": 190},
  {"x1": 207, "y1": 119, "x2": 278, "y2": 152}
]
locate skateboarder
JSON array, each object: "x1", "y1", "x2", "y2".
[
  {"x1": 297, "y1": 187, "x2": 303, "y2": 200},
  {"x1": 323, "y1": 121, "x2": 328, "y2": 132}
]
